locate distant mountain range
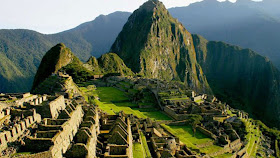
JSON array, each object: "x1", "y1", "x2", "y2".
[
  {"x1": 25, "y1": 0, "x2": 280, "y2": 128},
  {"x1": 1, "y1": 0, "x2": 280, "y2": 93},
  {"x1": 0, "y1": 11, "x2": 130, "y2": 92},
  {"x1": 169, "y1": 0, "x2": 280, "y2": 69},
  {"x1": 1, "y1": 0, "x2": 280, "y2": 127}
]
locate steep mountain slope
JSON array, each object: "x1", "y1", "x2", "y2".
[
  {"x1": 169, "y1": 0, "x2": 280, "y2": 68},
  {"x1": 32, "y1": 43, "x2": 76, "y2": 90},
  {"x1": 62, "y1": 12, "x2": 131, "y2": 57},
  {"x1": 2, "y1": 0, "x2": 280, "y2": 93},
  {"x1": 193, "y1": 34, "x2": 280, "y2": 128},
  {"x1": 97, "y1": 53, "x2": 134, "y2": 76},
  {"x1": 85, "y1": 53, "x2": 134, "y2": 76},
  {"x1": 32, "y1": 43, "x2": 133, "y2": 91},
  {"x1": 111, "y1": 0, "x2": 211, "y2": 93},
  {"x1": 85, "y1": 56, "x2": 102, "y2": 74},
  {"x1": 0, "y1": 12, "x2": 130, "y2": 93},
  {"x1": 0, "y1": 52, "x2": 31, "y2": 92}
]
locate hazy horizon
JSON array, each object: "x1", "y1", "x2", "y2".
[{"x1": 0, "y1": 0, "x2": 262, "y2": 34}]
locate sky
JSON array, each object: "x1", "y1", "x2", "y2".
[{"x1": 0, "y1": 0, "x2": 256, "y2": 34}]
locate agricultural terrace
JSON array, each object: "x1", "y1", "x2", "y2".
[{"x1": 80, "y1": 85, "x2": 171, "y2": 121}]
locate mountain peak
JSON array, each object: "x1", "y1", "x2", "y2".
[
  {"x1": 138, "y1": 0, "x2": 165, "y2": 13},
  {"x1": 31, "y1": 43, "x2": 75, "y2": 91},
  {"x1": 55, "y1": 43, "x2": 66, "y2": 48},
  {"x1": 110, "y1": 0, "x2": 211, "y2": 93}
]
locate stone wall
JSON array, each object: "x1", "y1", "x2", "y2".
[
  {"x1": 163, "y1": 106, "x2": 190, "y2": 120},
  {"x1": 29, "y1": 95, "x2": 48, "y2": 106},
  {"x1": 65, "y1": 106, "x2": 99, "y2": 158},
  {"x1": 0, "y1": 108, "x2": 10, "y2": 120},
  {"x1": 208, "y1": 146, "x2": 231, "y2": 157},
  {"x1": 50, "y1": 105, "x2": 83, "y2": 158},
  {"x1": 127, "y1": 118, "x2": 133, "y2": 158},
  {"x1": 196, "y1": 126, "x2": 217, "y2": 140},
  {"x1": 193, "y1": 95, "x2": 203, "y2": 102},
  {"x1": 25, "y1": 104, "x2": 84, "y2": 158},
  {"x1": 49, "y1": 96, "x2": 66, "y2": 119},
  {"x1": 0, "y1": 110, "x2": 41, "y2": 152},
  {"x1": 15, "y1": 95, "x2": 38, "y2": 107},
  {"x1": 104, "y1": 116, "x2": 133, "y2": 158}
]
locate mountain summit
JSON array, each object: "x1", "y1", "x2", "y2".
[
  {"x1": 32, "y1": 43, "x2": 75, "y2": 90},
  {"x1": 111, "y1": 0, "x2": 211, "y2": 93}
]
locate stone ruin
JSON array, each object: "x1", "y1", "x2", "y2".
[
  {"x1": 0, "y1": 93, "x2": 44, "y2": 156},
  {"x1": 0, "y1": 76, "x2": 265, "y2": 158},
  {"x1": 100, "y1": 76, "x2": 252, "y2": 157}
]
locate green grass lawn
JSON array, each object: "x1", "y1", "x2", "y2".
[
  {"x1": 194, "y1": 99, "x2": 204, "y2": 103},
  {"x1": 164, "y1": 96, "x2": 190, "y2": 101},
  {"x1": 133, "y1": 142, "x2": 145, "y2": 158},
  {"x1": 11, "y1": 152, "x2": 32, "y2": 157},
  {"x1": 96, "y1": 87, "x2": 130, "y2": 102},
  {"x1": 227, "y1": 109, "x2": 237, "y2": 117},
  {"x1": 140, "y1": 131, "x2": 152, "y2": 158},
  {"x1": 161, "y1": 124, "x2": 223, "y2": 154},
  {"x1": 89, "y1": 87, "x2": 172, "y2": 121},
  {"x1": 161, "y1": 125, "x2": 213, "y2": 147}
]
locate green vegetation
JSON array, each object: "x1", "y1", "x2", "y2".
[
  {"x1": 164, "y1": 97, "x2": 189, "y2": 101},
  {"x1": 161, "y1": 124, "x2": 227, "y2": 155},
  {"x1": 86, "y1": 56, "x2": 102, "y2": 74},
  {"x1": 243, "y1": 119, "x2": 261, "y2": 157},
  {"x1": 276, "y1": 140, "x2": 280, "y2": 158},
  {"x1": 161, "y1": 124, "x2": 219, "y2": 153},
  {"x1": 32, "y1": 76, "x2": 63, "y2": 94},
  {"x1": 133, "y1": 143, "x2": 144, "y2": 158},
  {"x1": 193, "y1": 34, "x2": 280, "y2": 128},
  {"x1": 200, "y1": 145, "x2": 224, "y2": 155},
  {"x1": 214, "y1": 153, "x2": 233, "y2": 158},
  {"x1": 140, "y1": 131, "x2": 152, "y2": 158},
  {"x1": 110, "y1": 0, "x2": 211, "y2": 93},
  {"x1": 0, "y1": 12, "x2": 129, "y2": 93},
  {"x1": 92, "y1": 87, "x2": 171, "y2": 121},
  {"x1": 97, "y1": 53, "x2": 134, "y2": 76},
  {"x1": 255, "y1": 120, "x2": 280, "y2": 140},
  {"x1": 32, "y1": 43, "x2": 75, "y2": 90},
  {"x1": 0, "y1": 52, "x2": 29, "y2": 92},
  {"x1": 62, "y1": 57, "x2": 95, "y2": 83},
  {"x1": 226, "y1": 109, "x2": 236, "y2": 117},
  {"x1": 194, "y1": 99, "x2": 203, "y2": 103},
  {"x1": 11, "y1": 152, "x2": 32, "y2": 157},
  {"x1": 96, "y1": 87, "x2": 129, "y2": 102},
  {"x1": 32, "y1": 43, "x2": 134, "y2": 92}
]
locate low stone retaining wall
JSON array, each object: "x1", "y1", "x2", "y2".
[{"x1": 0, "y1": 110, "x2": 41, "y2": 152}]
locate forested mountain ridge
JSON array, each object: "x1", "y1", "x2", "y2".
[
  {"x1": 193, "y1": 34, "x2": 280, "y2": 128},
  {"x1": 111, "y1": 0, "x2": 211, "y2": 93},
  {"x1": 0, "y1": 12, "x2": 130, "y2": 93}
]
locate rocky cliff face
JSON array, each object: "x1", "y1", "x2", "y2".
[
  {"x1": 32, "y1": 43, "x2": 75, "y2": 90},
  {"x1": 193, "y1": 34, "x2": 280, "y2": 128},
  {"x1": 110, "y1": 0, "x2": 211, "y2": 93}
]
